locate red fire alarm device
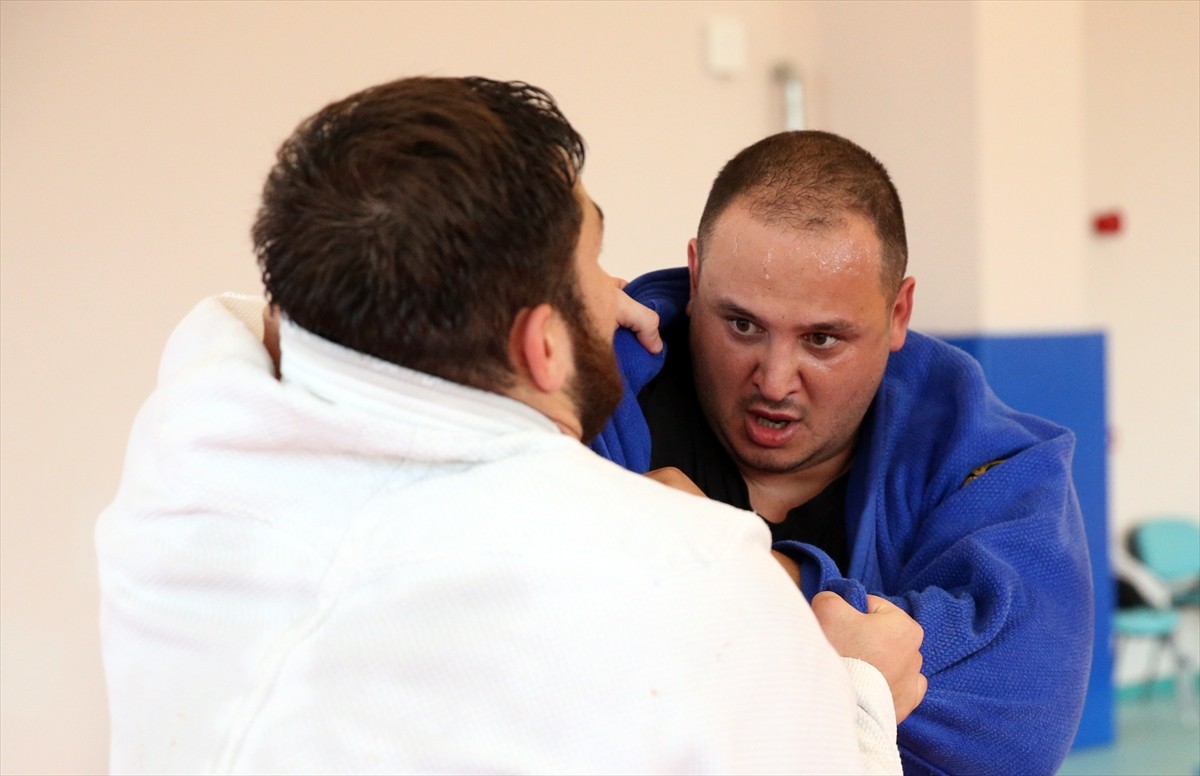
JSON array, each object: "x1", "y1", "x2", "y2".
[{"x1": 1093, "y1": 211, "x2": 1122, "y2": 235}]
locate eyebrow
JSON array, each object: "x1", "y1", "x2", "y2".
[{"x1": 713, "y1": 297, "x2": 857, "y2": 332}]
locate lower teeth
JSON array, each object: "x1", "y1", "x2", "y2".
[{"x1": 757, "y1": 418, "x2": 787, "y2": 430}]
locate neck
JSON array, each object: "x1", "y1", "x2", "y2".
[
  {"x1": 740, "y1": 446, "x2": 853, "y2": 524},
  {"x1": 503, "y1": 382, "x2": 583, "y2": 441}
]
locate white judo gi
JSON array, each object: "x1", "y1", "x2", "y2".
[{"x1": 97, "y1": 294, "x2": 900, "y2": 775}]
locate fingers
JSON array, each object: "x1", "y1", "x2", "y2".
[
  {"x1": 812, "y1": 591, "x2": 929, "y2": 723},
  {"x1": 866, "y1": 595, "x2": 924, "y2": 642},
  {"x1": 865, "y1": 594, "x2": 892, "y2": 613},
  {"x1": 896, "y1": 670, "x2": 930, "y2": 725},
  {"x1": 615, "y1": 288, "x2": 662, "y2": 354},
  {"x1": 810, "y1": 591, "x2": 859, "y2": 637},
  {"x1": 811, "y1": 590, "x2": 856, "y2": 623}
]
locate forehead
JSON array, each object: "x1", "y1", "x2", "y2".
[
  {"x1": 704, "y1": 202, "x2": 881, "y2": 274},
  {"x1": 697, "y1": 202, "x2": 888, "y2": 315}
]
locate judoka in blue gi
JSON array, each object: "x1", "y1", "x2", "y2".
[{"x1": 592, "y1": 131, "x2": 1093, "y2": 776}]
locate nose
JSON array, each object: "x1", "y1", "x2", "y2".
[{"x1": 753, "y1": 340, "x2": 800, "y2": 402}]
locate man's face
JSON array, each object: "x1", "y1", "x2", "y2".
[
  {"x1": 687, "y1": 200, "x2": 913, "y2": 480},
  {"x1": 565, "y1": 181, "x2": 622, "y2": 444}
]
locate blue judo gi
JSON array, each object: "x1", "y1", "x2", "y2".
[{"x1": 591, "y1": 268, "x2": 1093, "y2": 776}]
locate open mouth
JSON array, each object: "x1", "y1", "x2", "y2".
[{"x1": 745, "y1": 407, "x2": 802, "y2": 448}]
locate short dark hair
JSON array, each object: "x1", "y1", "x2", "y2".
[
  {"x1": 253, "y1": 76, "x2": 587, "y2": 390},
  {"x1": 696, "y1": 131, "x2": 907, "y2": 294}
]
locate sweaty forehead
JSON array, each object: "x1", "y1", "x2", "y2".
[{"x1": 699, "y1": 204, "x2": 886, "y2": 293}]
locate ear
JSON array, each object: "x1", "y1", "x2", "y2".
[
  {"x1": 686, "y1": 238, "x2": 701, "y2": 316},
  {"x1": 510, "y1": 303, "x2": 571, "y2": 394},
  {"x1": 889, "y1": 276, "x2": 917, "y2": 352}
]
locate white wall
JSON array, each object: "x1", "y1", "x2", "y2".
[
  {"x1": 2, "y1": 1, "x2": 1196, "y2": 772},
  {"x1": 812, "y1": 0, "x2": 1199, "y2": 540},
  {"x1": 1089, "y1": 0, "x2": 1200, "y2": 686},
  {"x1": 814, "y1": 0, "x2": 1093, "y2": 334},
  {"x1": 0, "y1": 2, "x2": 818, "y2": 772},
  {"x1": 1084, "y1": 0, "x2": 1200, "y2": 542},
  {"x1": 810, "y1": 0, "x2": 981, "y2": 333},
  {"x1": 976, "y1": 0, "x2": 1090, "y2": 332}
]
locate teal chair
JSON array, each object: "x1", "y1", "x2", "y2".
[
  {"x1": 1114, "y1": 517, "x2": 1200, "y2": 716},
  {"x1": 1131, "y1": 518, "x2": 1200, "y2": 608}
]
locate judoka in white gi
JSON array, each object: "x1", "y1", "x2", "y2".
[{"x1": 96, "y1": 76, "x2": 921, "y2": 774}]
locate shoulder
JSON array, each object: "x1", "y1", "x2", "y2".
[
  {"x1": 99, "y1": 294, "x2": 319, "y2": 545},
  {"x1": 881, "y1": 331, "x2": 1070, "y2": 444},
  {"x1": 479, "y1": 440, "x2": 776, "y2": 568},
  {"x1": 272, "y1": 441, "x2": 867, "y2": 773},
  {"x1": 107, "y1": 292, "x2": 277, "y2": 464},
  {"x1": 357, "y1": 436, "x2": 829, "y2": 664},
  {"x1": 368, "y1": 435, "x2": 803, "y2": 615},
  {"x1": 864, "y1": 331, "x2": 1074, "y2": 496},
  {"x1": 885, "y1": 331, "x2": 986, "y2": 395},
  {"x1": 156, "y1": 293, "x2": 272, "y2": 384},
  {"x1": 135, "y1": 294, "x2": 288, "y2": 465}
]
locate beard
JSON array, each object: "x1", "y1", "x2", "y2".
[{"x1": 564, "y1": 314, "x2": 623, "y2": 445}]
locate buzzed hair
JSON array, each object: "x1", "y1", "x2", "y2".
[{"x1": 696, "y1": 131, "x2": 908, "y2": 295}]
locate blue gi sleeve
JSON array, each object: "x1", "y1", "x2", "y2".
[
  {"x1": 843, "y1": 431, "x2": 1092, "y2": 776},
  {"x1": 770, "y1": 539, "x2": 869, "y2": 613}
]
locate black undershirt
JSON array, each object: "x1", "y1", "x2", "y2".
[{"x1": 638, "y1": 315, "x2": 851, "y2": 573}]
